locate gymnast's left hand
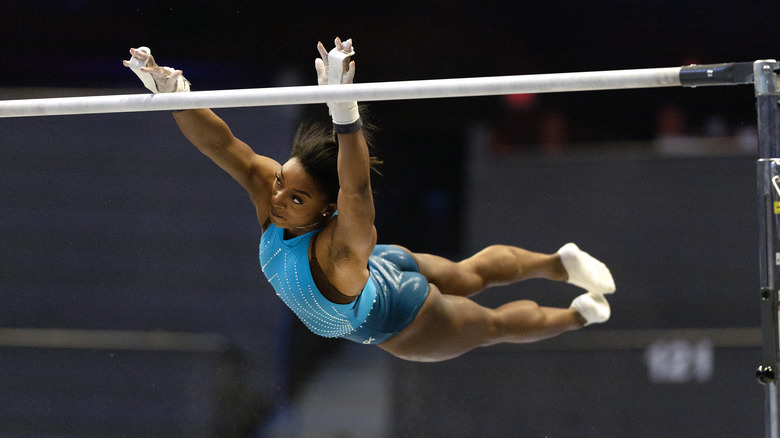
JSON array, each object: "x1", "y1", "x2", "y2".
[{"x1": 315, "y1": 37, "x2": 356, "y2": 86}]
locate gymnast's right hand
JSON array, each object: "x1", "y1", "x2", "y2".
[
  {"x1": 315, "y1": 37, "x2": 356, "y2": 86},
  {"x1": 122, "y1": 47, "x2": 190, "y2": 93}
]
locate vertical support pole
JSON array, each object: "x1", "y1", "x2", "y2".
[{"x1": 756, "y1": 59, "x2": 780, "y2": 438}]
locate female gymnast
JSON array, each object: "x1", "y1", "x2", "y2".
[{"x1": 123, "y1": 38, "x2": 615, "y2": 362}]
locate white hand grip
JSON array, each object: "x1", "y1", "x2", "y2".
[
  {"x1": 327, "y1": 47, "x2": 354, "y2": 86},
  {"x1": 127, "y1": 47, "x2": 160, "y2": 93}
]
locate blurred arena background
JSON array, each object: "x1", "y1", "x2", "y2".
[{"x1": 1, "y1": 1, "x2": 777, "y2": 436}]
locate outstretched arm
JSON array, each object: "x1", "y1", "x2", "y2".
[
  {"x1": 334, "y1": 127, "x2": 375, "y2": 251},
  {"x1": 123, "y1": 48, "x2": 278, "y2": 225},
  {"x1": 315, "y1": 38, "x2": 376, "y2": 258}
]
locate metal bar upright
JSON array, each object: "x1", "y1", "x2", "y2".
[{"x1": 755, "y1": 59, "x2": 780, "y2": 438}]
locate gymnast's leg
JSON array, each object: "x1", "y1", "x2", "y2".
[
  {"x1": 379, "y1": 243, "x2": 615, "y2": 361},
  {"x1": 400, "y1": 243, "x2": 614, "y2": 298},
  {"x1": 378, "y1": 284, "x2": 586, "y2": 362}
]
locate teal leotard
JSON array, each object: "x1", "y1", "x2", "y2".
[{"x1": 259, "y1": 224, "x2": 429, "y2": 344}]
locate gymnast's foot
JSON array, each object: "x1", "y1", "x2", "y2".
[
  {"x1": 571, "y1": 292, "x2": 611, "y2": 325},
  {"x1": 558, "y1": 243, "x2": 615, "y2": 295}
]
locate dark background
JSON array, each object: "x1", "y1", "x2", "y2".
[{"x1": 1, "y1": 1, "x2": 778, "y2": 436}]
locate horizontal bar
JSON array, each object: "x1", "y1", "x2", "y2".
[
  {"x1": 679, "y1": 62, "x2": 756, "y2": 87},
  {"x1": 0, "y1": 66, "x2": 686, "y2": 118}
]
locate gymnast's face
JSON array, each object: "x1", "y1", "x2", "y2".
[{"x1": 270, "y1": 158, "x2": 334, "y2": 234}]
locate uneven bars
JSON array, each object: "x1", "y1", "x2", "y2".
[{"x1": 0, "y1": 62, "x2": 756, "y2": 118}]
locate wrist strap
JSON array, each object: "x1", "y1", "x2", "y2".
[{"x1": 333, "y1": 118, "x2": 363, "y2": 134}]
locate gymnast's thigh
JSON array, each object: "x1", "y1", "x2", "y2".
[
  {"x1": 378, "y1": 284, "x2": 497, "y2": 362},
  {"x1": 389, "y1": 245, "x2": 483, "y2": 298}
]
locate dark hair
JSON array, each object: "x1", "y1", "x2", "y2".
[{"x1": 290, "y1": 119, "x2": 382, "y2": 204}]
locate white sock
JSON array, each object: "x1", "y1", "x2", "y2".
[
  {"x1": 558, "y1": 243, "x2": 615, "y2": 295},
  {"x1": 571, "y1": 292, "x2": 611, "y2": 325}
]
